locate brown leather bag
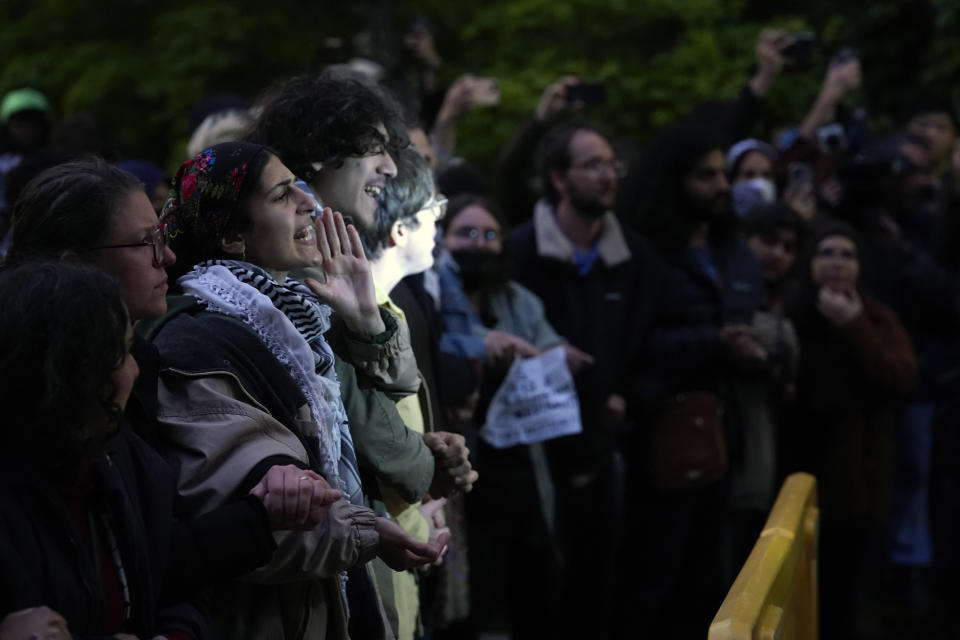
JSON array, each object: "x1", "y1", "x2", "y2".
[{"x1": 648, "y1": 391, "x2": 728, "y2": 492}]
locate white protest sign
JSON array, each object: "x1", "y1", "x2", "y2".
[{"x1": 480, "y1": 346, "x2": 582, "y2": 448}]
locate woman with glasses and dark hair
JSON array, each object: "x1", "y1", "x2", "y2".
[
  {"x1": 0, "y1": 262, "x2": 207, "y2": 639},
  {"x1": 7, "y1": 158, "x2": 175, "y2": 321},
  {"x1": 5, "y1": 158, "x2": 345, "y2": 602}
]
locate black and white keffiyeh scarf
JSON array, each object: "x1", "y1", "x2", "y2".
[{"x1": 178, "y1": 259, "x2": 363, "y2": 505}]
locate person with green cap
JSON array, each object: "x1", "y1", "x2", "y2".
[{"x1": 0, "y1": 87, "x2": 52, "y2": 208}]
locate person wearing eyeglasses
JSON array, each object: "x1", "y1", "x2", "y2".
[
  {"x1": 5, "y1": 158, "x2": 345, "y2": 604},
  {"x1": 504, "y1": 121, "x2": 666, "y2": 638},
  {"x1": 7, "y1": 159, "x2": 176, "y2": 321},
  {"x1": 340, "y1": 145, "x2": 468, "y2": 640},
  {"x1": 437, "y1": 189, "x2": 604, "y2": 638}
]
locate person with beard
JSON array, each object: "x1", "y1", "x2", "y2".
[
  {"x1": 250, "y1": 74, "x2": 478, "y2": 638},
  {"x1": 247, "y1": 70, "x2": 476, "y2": 515},
  {"x1": 626, "y1": 123, "x2": 770, "y2": 638},
  {"x1": 836, "y1": 131, "x2": 960, "y2": 617},
  {"x1": 506, "y1": 122, "x2": 663, "y2": 638}
]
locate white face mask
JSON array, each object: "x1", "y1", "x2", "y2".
[{"x1": 731, "y1": 178, "x2": 776, "y2": 216}]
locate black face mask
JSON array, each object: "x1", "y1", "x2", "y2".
[{"x1": 451, "y1": 249, "x2": 510, "y2": 293}]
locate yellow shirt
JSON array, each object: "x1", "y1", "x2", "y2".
[{"x1": 375, "y1": 285, "x2": 430, "y2": 640}]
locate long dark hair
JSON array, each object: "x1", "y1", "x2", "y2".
[
  {"x1": 629, "y1": 123, "x2": 736, "y2": 251},
  {"x1": 5, "y1": 157, "x2": 142, "y2": 265},
  {"x1": 0, "y1": 262, "x2": 129, "y2": 480},
  {"x1": 247, "y1": 72, "x2": 408, "y2": 184}
]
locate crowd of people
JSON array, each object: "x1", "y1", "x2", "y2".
[{"x1": 0, "y1": 23, "x2": 958, "y2": 640}]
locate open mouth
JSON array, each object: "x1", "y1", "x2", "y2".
[
  {"x1": 294, "y1": 225, "x2": 316, "y2": 242},
  {"x1": 363, "y1": 184, "x2": 383, "y2": 199}
]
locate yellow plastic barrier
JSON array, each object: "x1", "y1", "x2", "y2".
[{"x1": 709, "y1": 472, "x2": 819, "y2": 640}]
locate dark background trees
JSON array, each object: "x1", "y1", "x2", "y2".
[{"x1": 1, "y1": 0, "x2": 957, "y2": 171}]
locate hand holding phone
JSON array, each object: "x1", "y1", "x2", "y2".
[{"x1": 466, "y1": 76, "x2": 500, "y2": 108}]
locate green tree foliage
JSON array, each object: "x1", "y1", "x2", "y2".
[
  {"x1": 1, "y1": 0, "x2": 957, "y2": 174},
  {"x1": 0, "y1": 0, "x2": 367, "y2": 169}
]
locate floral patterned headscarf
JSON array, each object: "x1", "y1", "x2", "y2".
[{"x1": 161, "y1": 141, "x2": 267, "y2": 250}]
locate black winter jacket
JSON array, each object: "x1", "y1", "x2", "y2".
[{"x1": 0, "y1": 428, "x2": 209, "y2": 639}]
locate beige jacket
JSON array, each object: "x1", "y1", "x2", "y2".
[{"x1": 157, "y1": 374, "x2": 382, "y2": 639}]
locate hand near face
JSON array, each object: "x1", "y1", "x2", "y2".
[
  {"x1": 375, "y1": 516, "x2": 451, "y2": 571},
  {"x1": 249, "y1": 464, "x2": 342, "y2": 530},
  {"x1": 303, "y1": 209, "x2": 385, "y2": 336},
  {"x1": 817, "y1": 287, "x2": 863, "y2": 326},
  {"x1": 0, "y1": 607, "x2": 71, "y2": 640},
  {"x1": 424, "y1": 430, "x2": 479, "y2": 496}
]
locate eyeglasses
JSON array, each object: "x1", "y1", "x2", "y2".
[
  {"x1": 86, "y1": 225, "x2": 169, "y2": 265},
  {"x1": 569, "y1": 158, "x2": 627, "y2": 178},
  {"x1": 450, "y1": 226, "x2": 500, "y2": 244},
  {"x1": 421, "y1": 194, "x2": 448, "y2": 221}
]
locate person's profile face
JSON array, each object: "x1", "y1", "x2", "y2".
[
  {"x1": 89, "y1": 189, "x2": 175, "y2": 322},
  {"x1": 308, "y1": 123, "x2": 398, "y2": 229},
  {"x1": 241, "y1": 154, "x2": 322, "y2": 274}
]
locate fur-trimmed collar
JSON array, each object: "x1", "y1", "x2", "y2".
[{"x1": 532, "y1": 200, "x2": 632, "y2": 267}]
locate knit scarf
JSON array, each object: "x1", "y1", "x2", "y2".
[{"x1": 178, "y1": 260, "x2": 363, "y2": 505}]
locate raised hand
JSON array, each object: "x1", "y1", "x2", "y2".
[
  {"x1": 249, "y1": 464, "x2": 342, "y2": 530},
  {"x1": 303, "y1": 208, "x2": 385, "y2": 335},
  {"x1": 750, "y1": 29, "x2": 787, "y2": 96},
  {"x1": 821, "y1": 57, "x2": 862, "y2": 102},
  {"x1": 535, "y1": 75, "x2": 582, "y2": 121}
]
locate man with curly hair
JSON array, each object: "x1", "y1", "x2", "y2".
[
  {"x1": 248, "y1": 70, "x2": 408, "y2": 230},
  {"x1": 249, "y1": 72, "x2": 478, "y2": 640}
]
